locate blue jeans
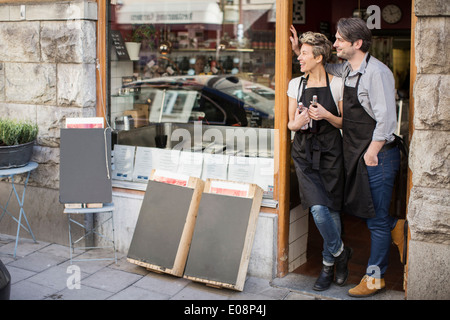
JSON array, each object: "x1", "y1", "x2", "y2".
[
  {"x1": 365, "y1": 146, "x2": 400, "y2": 278},
  {"x1": 310, "y1": 205, "x2": 343, "y2": 266}
]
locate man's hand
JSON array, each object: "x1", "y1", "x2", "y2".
[
  {"x1": 363, "y1": 149, "x2": 379, "y2": 166},
  {"x1": 364, "y1": 141, "x2": 385, "y2": 166}
]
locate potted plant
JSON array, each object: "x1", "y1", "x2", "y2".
[
  {"x1": 124, "y1": 25, "x2": 156, "y2": 61},
  {"x1": 0, "y1": 118, "x2": 38, "y2": 169}
]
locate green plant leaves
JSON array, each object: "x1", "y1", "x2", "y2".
[{"x1": 0, "y1": 118, "x2": 38, "y2": 146}]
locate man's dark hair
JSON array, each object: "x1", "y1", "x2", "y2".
[{"x1": 337, "y1": 17, "x2": 372, "y2": 52}]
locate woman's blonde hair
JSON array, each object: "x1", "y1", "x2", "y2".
[{"x1": 299, "y1": 31, "x2": 333, "y2": 65}]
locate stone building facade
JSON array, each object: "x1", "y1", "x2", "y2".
[
  {"x1": 0, "y1": 0, "x2": 97, "y2": 244},
  {"x1": 0, "y1": 0, "x2": 448, "y2": 299},
  {"x1": 406, "y1": 0, "x2": 450, "y2": 299}
]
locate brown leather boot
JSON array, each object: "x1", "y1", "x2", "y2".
[
  {"x1": 348, "y1": 275, "x2": 385, "y2": 298},
  {"x1": 391, "y1": 219, "x2": 405, "y2": 264}
]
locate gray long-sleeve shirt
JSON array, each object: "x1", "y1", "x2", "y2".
[{"x1": 326, "y1": 53, "x2": 397, "y2": 143}]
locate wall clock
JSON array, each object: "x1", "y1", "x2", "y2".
[{"x1": 382, "y1": 4, "x2": 402, "y2": 24}]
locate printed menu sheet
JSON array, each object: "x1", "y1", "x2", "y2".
[
  {"x1": 112, "y1": 145, "x2": 135, "y2": 181},
  {"x1": 201, "y1": 154, "x2": 229, "y2": 180},
  {"x1": 132, "y1": 147, "x2": 154, "y2": 182}
]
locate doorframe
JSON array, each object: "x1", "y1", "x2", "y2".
[
  {"x1": 96, "y1": 0, "x2": 108, "y2": 123},
  {"x1": 274, "y1": 0, "x2": 293, "y2": 278},
  {"x1": 404, "y1": 0, "x2": 416, "y2": 297}
]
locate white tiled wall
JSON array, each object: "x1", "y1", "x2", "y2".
[{"x1": 288, "y1": 204, "x2": 309, "y2": 272}]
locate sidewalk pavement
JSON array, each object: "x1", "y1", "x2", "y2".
[{"x1": 0, "y1": 234, "x2": 404, "y2": 301}]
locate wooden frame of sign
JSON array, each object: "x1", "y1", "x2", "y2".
[
  {"x1": 127, "y1": 170, "x2": 204, "y2": 277},
  {"x1": 183, "y1": 179, "x2": 263, "y2": 291}
]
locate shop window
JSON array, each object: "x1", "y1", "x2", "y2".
[{"x1": 108, "y1": 0, "x2": 276, "y2": 200}]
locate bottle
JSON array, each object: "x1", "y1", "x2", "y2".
[
  {"x1": 298, "y1": 102, "x2": 309, "y2": 131},
  {"x1": 309, "y1": 95, "x2": 319, "y2": 133}
]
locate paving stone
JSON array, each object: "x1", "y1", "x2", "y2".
[
  {"x1": 284, "y1": 291, "x2": 317, "y2": 300},
  {"x1": 170, "y1": 282, "x2": 233, "y2": 300},
  {"x1": 133, "y1": 271, "x2": 190, "y2": 297},
  {"x1": 27, "y1": 264, "x2": 85, "y2": 291},
  {"x1": 38, "y1": 243, "x2": 72, "y2": 258},
  {"x1": 10, "y1": 279, "x2": 58, "y2": 300},
  {"x1": 0, "y1": 238, "x2": 50, "y2": 258},
  {"x1": 108, "y1": 257, "x2": 150, "y2": 276},
  {"x1": 4, "y1": 265, "x2": 36, "y2": 284},
  {"x1": 8, "y1": 251, "x2": 67, "y2": 272},
  {"x1": 82, "y1": 267, "x2": 143, "y2": 293},
  {"x1": 54, "y1": 284, "x2": 113, "y2": 300},
  {"x1": 108, "y1": 285, "x2": 171, "y2": 300},
  {"x1": 228, "y1": 291, "x2": 276, "y2": 300}
]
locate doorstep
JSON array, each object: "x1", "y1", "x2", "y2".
[{"x1": 271, "y1": 272, "x2": 406, "y2": 300}]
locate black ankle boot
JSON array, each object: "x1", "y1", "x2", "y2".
[
  {"x1": 335, "y1": 246, "x2": 353, "y2": 286},
  {"x1": 313, "y1": 265, "x2": 334, "y2": 291}
]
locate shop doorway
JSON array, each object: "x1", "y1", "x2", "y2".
[{"x1": 289, "y1": 1, "x2": 413, "y2": 293}]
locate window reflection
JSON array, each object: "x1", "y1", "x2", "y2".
[{"x1": 109, "y1": 0, "x2": 276, "y2": 132}]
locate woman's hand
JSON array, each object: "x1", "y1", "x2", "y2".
[
  {"x1": 296, "y1": 107, "x2": 310, "y2": 126},
  {"x1": 308, "y1": 102, "x2": 330, "y2": 121},
  {"x1": 289, "y1": 107, "x2": 310, "y2": 131}
]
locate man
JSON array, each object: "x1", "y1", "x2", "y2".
[
  {"x1": 289, "y1": 19, "x2": 406, "y2": 297},
  {"x1": 329, "y1": 17, "x2": 406, "y2": 297}
]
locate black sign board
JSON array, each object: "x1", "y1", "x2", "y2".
[
  {"x1": 59, "y1": 128, "x2": 112, "y2": 204},
  {"x1": 111, "y1": 30, "x2": 130, "y2": 61}
]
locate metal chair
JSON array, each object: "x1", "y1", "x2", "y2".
[
  {"x1": 0, "y1": 162, "x2": 38, "y2": 258},
  {"x1": 64, "y1": 203, "x2": 117, "y2": 264}
]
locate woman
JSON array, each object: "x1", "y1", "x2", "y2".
[{"x1": 287, "y1": 31, "x2": 352, "y2": 291}]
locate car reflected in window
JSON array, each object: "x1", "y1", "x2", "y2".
[{"x1": 117, "y1": 75, "x2": 275, "y2": 128}]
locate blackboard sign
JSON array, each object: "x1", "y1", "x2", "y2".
[
  {"x1": 111, "y1": 30, "x2": 130, "y2": 61},
  {"x1": 127, "y1": 174, "x2": 204, "y2": 277},
  {"x1": 183, "y1": 180, "x2": 263, "y2": 291},
  {"x1": 59, "y1": 128, "x2": 112, "y2": 204}
]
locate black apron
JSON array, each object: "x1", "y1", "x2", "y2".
[
  {"x1": 292, "y1": 73, "x2": 344, "y2": 211},
  {"x1": 342, "y1": 54, "x2": 376, "y2": 219}
]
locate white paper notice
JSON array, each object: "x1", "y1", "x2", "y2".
[
  {"x1": 227, "y1": 156, "x2": 256, "y2": 184},
  {"x1": 177, "y1": 151, "x2": 203, "y2": 178},
  {"x1": 201, "y1": 154, "x2": 229, "y2": 180},
  {"x1": 132, "y1": 147, "x2": 154, "y2": 182},
  {"x1": 112, "y1": 145, "x2": 136, "y2": 181},
  {"x1": 151, "y1": 148, "x2": 180, "y2": 173},
  {"x1": 253, "y1": 157, "x2": 274, "y2": 192}
]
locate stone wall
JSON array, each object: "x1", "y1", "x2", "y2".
[
  {"x1": 407, "y1": 0, "x2": 450, "y2": 299},
  {"x1": 0, "y1": 1, "x2": 98, "y2": 244}
]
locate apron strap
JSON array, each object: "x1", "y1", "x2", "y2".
[
  {"x1": 394, "y1": 134, "x2": 408, "y2": 156},
  {"x1": 345, "y1": 54, "x2": 371, "y2": 88},
  {"x1": 297, "y1": 75, "x2": 309, "y2": 104}
]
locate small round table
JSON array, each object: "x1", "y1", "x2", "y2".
[{"x1": 0, "y1": 162, "x2": 38, "y2": 258}]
